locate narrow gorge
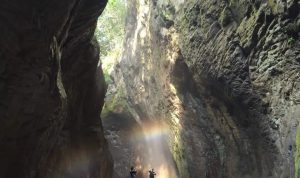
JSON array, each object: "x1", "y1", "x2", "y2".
[{"x1": 0, "y1": 0, "x2": 299, "y2": 178}]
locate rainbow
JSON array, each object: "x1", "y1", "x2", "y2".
[{"x1": 130, "y1": 121, "x2": 170, "y2": 142}]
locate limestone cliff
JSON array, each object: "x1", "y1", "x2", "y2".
[
  {"x1": 108, "y1": 0, "x2": 300, "y2": 177},
  {"x1": 0, "y1": 0, "x2": 112, "y2": 177}
]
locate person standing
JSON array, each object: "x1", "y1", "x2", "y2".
[
  {"x1": 149, "y1": 168, "x2": 156, "y2": 178},
  {"x1": 130, "y1": 166, "x2": 137, "y2": 178}
]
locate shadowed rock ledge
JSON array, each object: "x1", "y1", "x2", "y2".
[{"x1": 0, "y1": 0, "x2": 113, "y2": 177}]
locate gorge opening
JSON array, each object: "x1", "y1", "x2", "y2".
[{"x1": 0, "y1": 0, "x2": 299, "y2": 178}]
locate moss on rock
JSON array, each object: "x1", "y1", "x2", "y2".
[
  {"x1": 268, "y1": 0, "x2": 278, "y2": 13},
  {"x1": 219, "y1": 6, "x2": 233, "y2": 27},
  {"x1": 102, "y1": 88, "x2": 134, "y2": 117}
]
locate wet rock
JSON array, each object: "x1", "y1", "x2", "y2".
[{"x1": 107, "y1": 0, "x2": 300, "y2": 178}]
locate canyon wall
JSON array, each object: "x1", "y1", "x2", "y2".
[
  {"x1": 0, "y1": 0, "x2": 112, "y2": 177},
  {"x1": 108, "y1": 0, "x2": 300, "y2": 177}
]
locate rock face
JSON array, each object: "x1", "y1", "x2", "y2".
[
  {"x1": 0, "y1": 0, "x2": 112, "y2": 178},
  {"x1": 108, "y1": 0, "x2": 300, "y2": 177}
]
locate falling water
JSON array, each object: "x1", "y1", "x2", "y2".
[{"x1": 130, "y1": 121, "x2": 178, "y2": 178}]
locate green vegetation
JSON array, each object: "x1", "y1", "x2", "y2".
[
  {"x1": 172, "y1": 137, "x2": 189, "y2": 178},
  {"x1": 96, "y1": 0, "x2": 130, "y2": 116},
  {"x1": 268, "y1": 0, "x2": 278, "y2": 13},
  {"x1": 288, "y1": 37, "x2": 296, "y2": 45},
  {"x1": 103, "y1": 69, "x2": 113, "y2": 84},
  {"x1": 236, "y1": 13, "x2": 257, "y2": 46},
  {"x1": 96, "y1": 0, "x2": 126, "y2": 57},
  {"x1": 96, "y1": 0, "x2": 126, "y2": 83},
  {"x1": 166, "y1": 111, "x2": 189, "y2": 178},
  {"x1": 101, "y1": 88, "x2": 135, "y2": 117}
]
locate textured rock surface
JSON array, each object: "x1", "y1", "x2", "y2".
[
  {"x1": 0, "y1": 0, "x2": 112, "y2": 177},
  {"x1": 107, "y1": 0, "x2": 300, "y2": 177}
]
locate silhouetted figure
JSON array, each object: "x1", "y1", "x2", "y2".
[
  {"x1": 130, "y1": 166, "x2": 137, "y2": 178},
  {"x1": 149, "y1": 168, "x2": 156, "y2": 178}
]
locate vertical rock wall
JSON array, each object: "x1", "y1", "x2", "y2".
[
  {"x1": 111, "y1": 0, "x2": 300, "y2": 177},
  {"x1": 0, "y1": 0, "x2": 113, "y2": 177}
]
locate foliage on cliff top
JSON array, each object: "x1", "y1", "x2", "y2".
[
  {"x1": 95, "y1": 0, "x2": 126, "y2": 58},
  {"x1": 95, "y1": 0, "x2": 126, "y2": 82}
]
